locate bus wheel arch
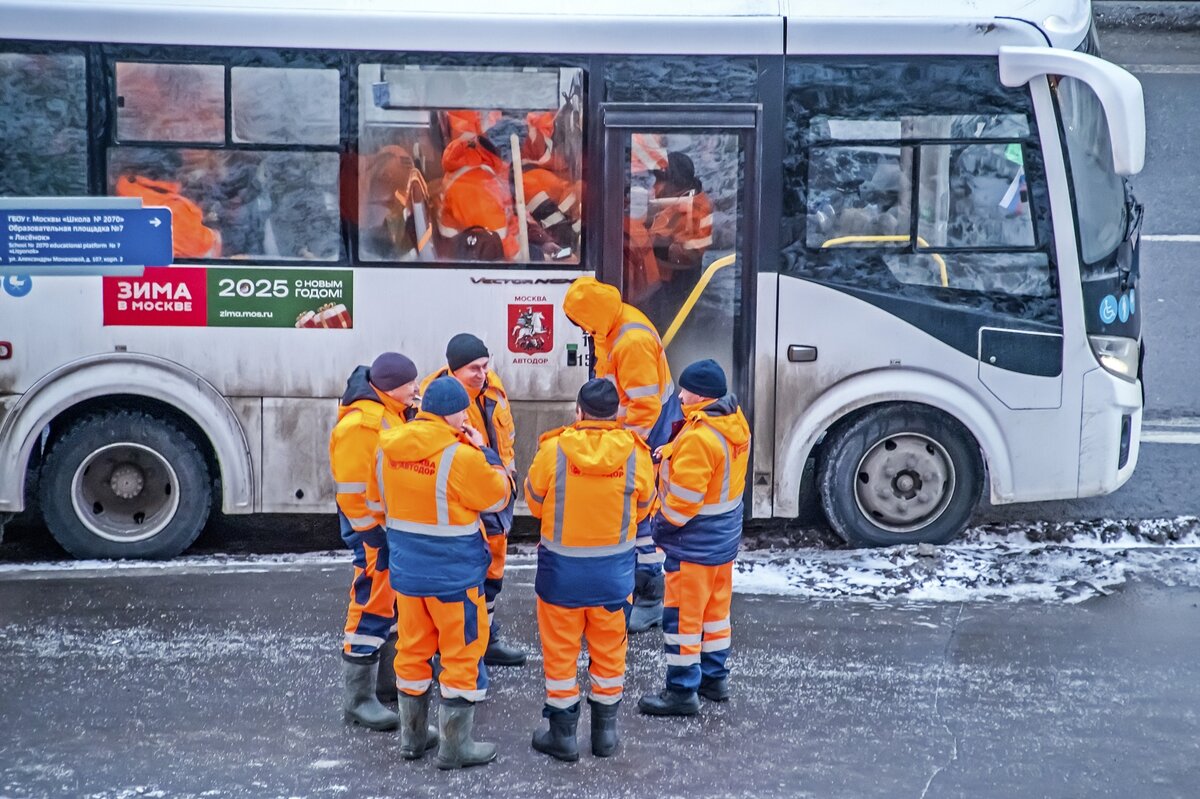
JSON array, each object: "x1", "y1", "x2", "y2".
[
  {"x1": 0, "y1": 354, "x2": 254, "y2": 556},
  {"x1": 813, "y1": 402, "x2": 985, "y2": 547},
  {"x1": 775, "y1": 371, "x2": 1014, "y2": 528}
]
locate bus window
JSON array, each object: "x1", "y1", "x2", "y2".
[
  {"x1": 0, "y1": 51, "x2": 88, "y2": 196},
  {"x1": 116, "y1": 62, "x2": 225, "y2": 143},
  {"x1": 783, "y1": 58, "x2": 1061, "y2": 329},
  {"x1": 624, "y1": 130, "x2": 741, "y2": 380},
  {"x1": 805, "y1": 145, "x2": 913, "y2": 249},
  {"x1": 231, "y1": 67, "x2": 339, "y2": 146},
  {"x1": 108, "y1": 60, "x2": 343, "y2": 262},
  {"x1": 356, "y1": 62, "x2": 584, "y2": 265}
]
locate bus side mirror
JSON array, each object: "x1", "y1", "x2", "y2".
[{"x1": 998, "y1": 45, "x2": 1146, "y2": 176}]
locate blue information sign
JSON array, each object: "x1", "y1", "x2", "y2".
[{"x1": 1, "y1": 207, "x2": 173, "y2": 274}]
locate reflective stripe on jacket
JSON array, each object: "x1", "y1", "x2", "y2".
[
  {"x1": 371, "y1": 411, "x2": 510, "y2": 596},
  {"x1": 329, "y1": 365, "x2": 407, "y2": 537},
  {"x1": 419, "y1": 367, "x2": 515, "y2": 473},
  {"x1": 653, "y1": 395, "x2": 751, "y2": 566},
  {"x1": 562, "y1": 277, "x2": 675, "y2": 444},
  {"x1": 525, "y1": 420, "x2": 655, "y2": 607}
]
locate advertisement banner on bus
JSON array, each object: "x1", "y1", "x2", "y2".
[{"x1": 103, "y1": 267, "x2": 354, "y2": 328}]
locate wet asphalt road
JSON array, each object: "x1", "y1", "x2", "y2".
[{"x1": 1, "y1": 558, "x2": 1199, "y2": 799}]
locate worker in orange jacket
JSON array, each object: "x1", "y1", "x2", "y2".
[
  {"x1": 436, "y1": 135, "x2": 519, "y2": 261},
  {"x1": 638, "y1": 360, "x2": 750, "y2": 717},
  {"x1": 329, "y1": 352, "x2": 419, "y2": 731},
  {"x1": 419, "y1": 333, "x2": 525, "y2": 667},
  {"x1": 563, "y1": 277, "x2": 683, "y2": 633},
  {"x1": 115, "y1": 173, "x2": 221, "y2": 259},
  {"x1": 369, "y1": 377, "x2": 511, "y2": 768},
  {"x1": 645, "y1": 151, "x2": 714, "y2": 329},
  {"x1": 524, "y1": 379, "x2": 656, "y2": 760}
]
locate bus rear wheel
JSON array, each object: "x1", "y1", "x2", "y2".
[
  {"x1": 38, "y1": 410, "x2": 212, "y2": 559},
  {"x1": 817, "y1": 404, "x2": 983, "y2": 547}
]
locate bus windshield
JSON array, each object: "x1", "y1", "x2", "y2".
[{"x1": 1056, "y1": 76, "x2": 1128, "y2": 275}]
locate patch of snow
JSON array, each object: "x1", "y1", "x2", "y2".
[{"x1": 734, "y1": 523, "x2": 1200, "y2": 604}]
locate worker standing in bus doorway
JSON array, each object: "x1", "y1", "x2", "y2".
[
  {"x1": 638, "y1": 360, "x2": 749, "y2": 716},
  {"x1": 420, "y1": 334, "x2": 527, "y2": 667},
  {"x1": 370, "y1": 377, "x2": 511, "y2": 768},
  {"x1": 329, "y1": 352, "x2": 420, "y2": 731},
  {"x1": 524, "y1": 379, "x2": 655, "y2": 760},
  {"x1": 646, "y1": 151, "x2": 713, "y2": 330},
  {"x1": 563, "y1": 276, "x2": 683, "y2": 633}
]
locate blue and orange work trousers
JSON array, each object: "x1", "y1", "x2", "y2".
[
  {"x1": 393, "y1": 585, "x2": 490, "y2": 701},
  {"x1": 537, "y1": 597, "x2": 628, "y2": 710},
  {"x1": 339, "y1": 514, "x2": 396, "y2": 661},
  {"x1": 662, "y1": 557, "x2": 733, "y2": 692}
]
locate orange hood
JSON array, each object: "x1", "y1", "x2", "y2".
[
  {"x1": 563, "y1": 276, "x2": 623, "y2": 341},
  {"x1": 379, "y1": 412, "x2": 465, "y2": 463},
  {"x1": 554, "y1": 421, "x2": 642, "y2": 476}
]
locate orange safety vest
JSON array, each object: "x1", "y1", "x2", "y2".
[
  {"x1": 437, "y1": 137, "x2": 519, "y2": 260},
  {"x1": 115, "y1": 175, "x2": 221, "y2": 260},
  {"x1": 525, "y1": 420, "x2": 656, "y2": 606}
]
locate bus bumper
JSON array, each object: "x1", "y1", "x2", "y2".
[{"x1": 1077, "y1": 367, "x2": 1142, "y2": 498}]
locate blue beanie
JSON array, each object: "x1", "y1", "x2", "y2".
[
  {"x1": 678, "y1": 359, "x2": 727, "y2": 399},
  {"x1": 421, "y1": 376, "x2": 470, "y2": 416}
]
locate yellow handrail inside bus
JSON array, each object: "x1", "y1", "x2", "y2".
[
  {"x1": 662, "y1": 253, "x2": 737, "y2": 348},
  {"x1": 820, "y1": 235, "x2": 949, "y2": 288}
]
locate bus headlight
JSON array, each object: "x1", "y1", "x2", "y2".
[{"x1": 1088, "y1": 335, "x2": 1139, "y2": 383}]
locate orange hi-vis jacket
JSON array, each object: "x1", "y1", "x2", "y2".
[
  {"x1": 329, "y1": 365, "x2": 409, "y2": 538},
  {"x1": 563, "y1": 277, "x2": 675, "y2": 441},
  {"x1": 369, "y1": 412, "x2": 510, "y2": 596},
  {"x1": 649, "y1": 189, "x2": 714, "y2": 267},
  {"x1": 654, "y1": 395, "x2": 751, "y2": 566},
  {"x1": 522, "y1": 167, "x2": 580, "y2": 240},
  {"x1": 419, "y1": 367, "x2": 516, "y2": 475},
  {"x1": 525, "y1": 420, "x2": 656, "y2": 607},
  {"x1": 437, "y1": 136, "x2": 519, "y2": 260},
  {"x1": 115, "y1": 175, "x2": 221, "y2": 260}
]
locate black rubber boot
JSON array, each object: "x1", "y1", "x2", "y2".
[
  {"x1": 483, "y1": 632, "x2": 527, "y2": 667},
  {"x1": 637, "y1": 688, "x2": 700, "y2": 717},
  {"x1": 342, "y1": 658, "x2": 399, "y2": 731},
  {"x1": 437, "y1": 699, "x2": 497, "y2": 770},
  {"x1": 588, "y1": 699, "x2": 620, "y2": 757},
  {"x1": 699, "y1": 676, "x2": 730, "y2": 702},
  {"x1": 375, "y1": 634, "x2": 398, "y2": 703},
  {"x1": 397, "y1": 689, "x2": 439, "y2": 760},
  {"x1": 628, "y1": 571, "x2": 664, "y2": 633},
  {"x1": 531, "y1": 702, "x2": 580, "y2": 762}
]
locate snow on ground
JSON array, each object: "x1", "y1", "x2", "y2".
[
  {"x1": 4, "y1": 517, "x2": 1200, "y2": 604},
  {"x1": 734, "y1": 516, "x2": 1200, "y2": 604}
]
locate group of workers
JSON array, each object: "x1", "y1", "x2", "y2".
[{"x1": 328, "y1": 274, "x2": 750, "y2": 769}]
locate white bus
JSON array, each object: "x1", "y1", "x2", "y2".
[{"x1": 0, "y1": 0, "x2": 1145, "y2": 557}]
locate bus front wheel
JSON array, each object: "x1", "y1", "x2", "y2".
[
  {"x1": 38, "y1": 410, "x2": 212, "y2": 559},
  {"x1": 817, "y1": 404, "x2": 983, "y2": 547}
]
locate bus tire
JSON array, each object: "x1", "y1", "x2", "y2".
[
  {"x1": 38, "y1": 410, "x2": 212, "y2": 559},
  {"x1": 817, "y1": 404, "x2": 983, "y2": 548}
]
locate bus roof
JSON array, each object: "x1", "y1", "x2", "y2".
[{"x1": 0, "y1": 0, "x2": 1091, "y2": 55}]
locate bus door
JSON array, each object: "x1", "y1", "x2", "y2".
[{"x1": 598, "y1": 104, "x2": 761, "y2": 415}]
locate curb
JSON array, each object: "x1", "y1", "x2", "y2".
[{"x1": 1095, "y1": 1, "x2": 1200, "y2": 31}]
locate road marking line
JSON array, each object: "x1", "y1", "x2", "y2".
[
  {"x1": 1142, "y1": 234, "x2": 1200, "y2": 243},
  {"x1": 1124, "y1": 64, "x2": 1200, "y2": 75},
  {"x1": 1142, "y1": 431, "x2": 1200, "y2": 445}
]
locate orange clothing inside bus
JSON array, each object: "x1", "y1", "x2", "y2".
[
  {"x1": 436, "y1": 136, "x2": 519, "y2": 260},
  {"x1": 115, "y1": 175, "x2": 221, "y2": 260}
]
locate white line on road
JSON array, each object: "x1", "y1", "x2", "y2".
[
  {"x1": 1142, "y1": 234, "x2": 1200, "y2": 243},
  {"x1": 1124, "y1": 64, "x2": 1200, "y2": 75},
  {"x1": 1142, "y1": 431, "x2": 1200, "y2": 445}
]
